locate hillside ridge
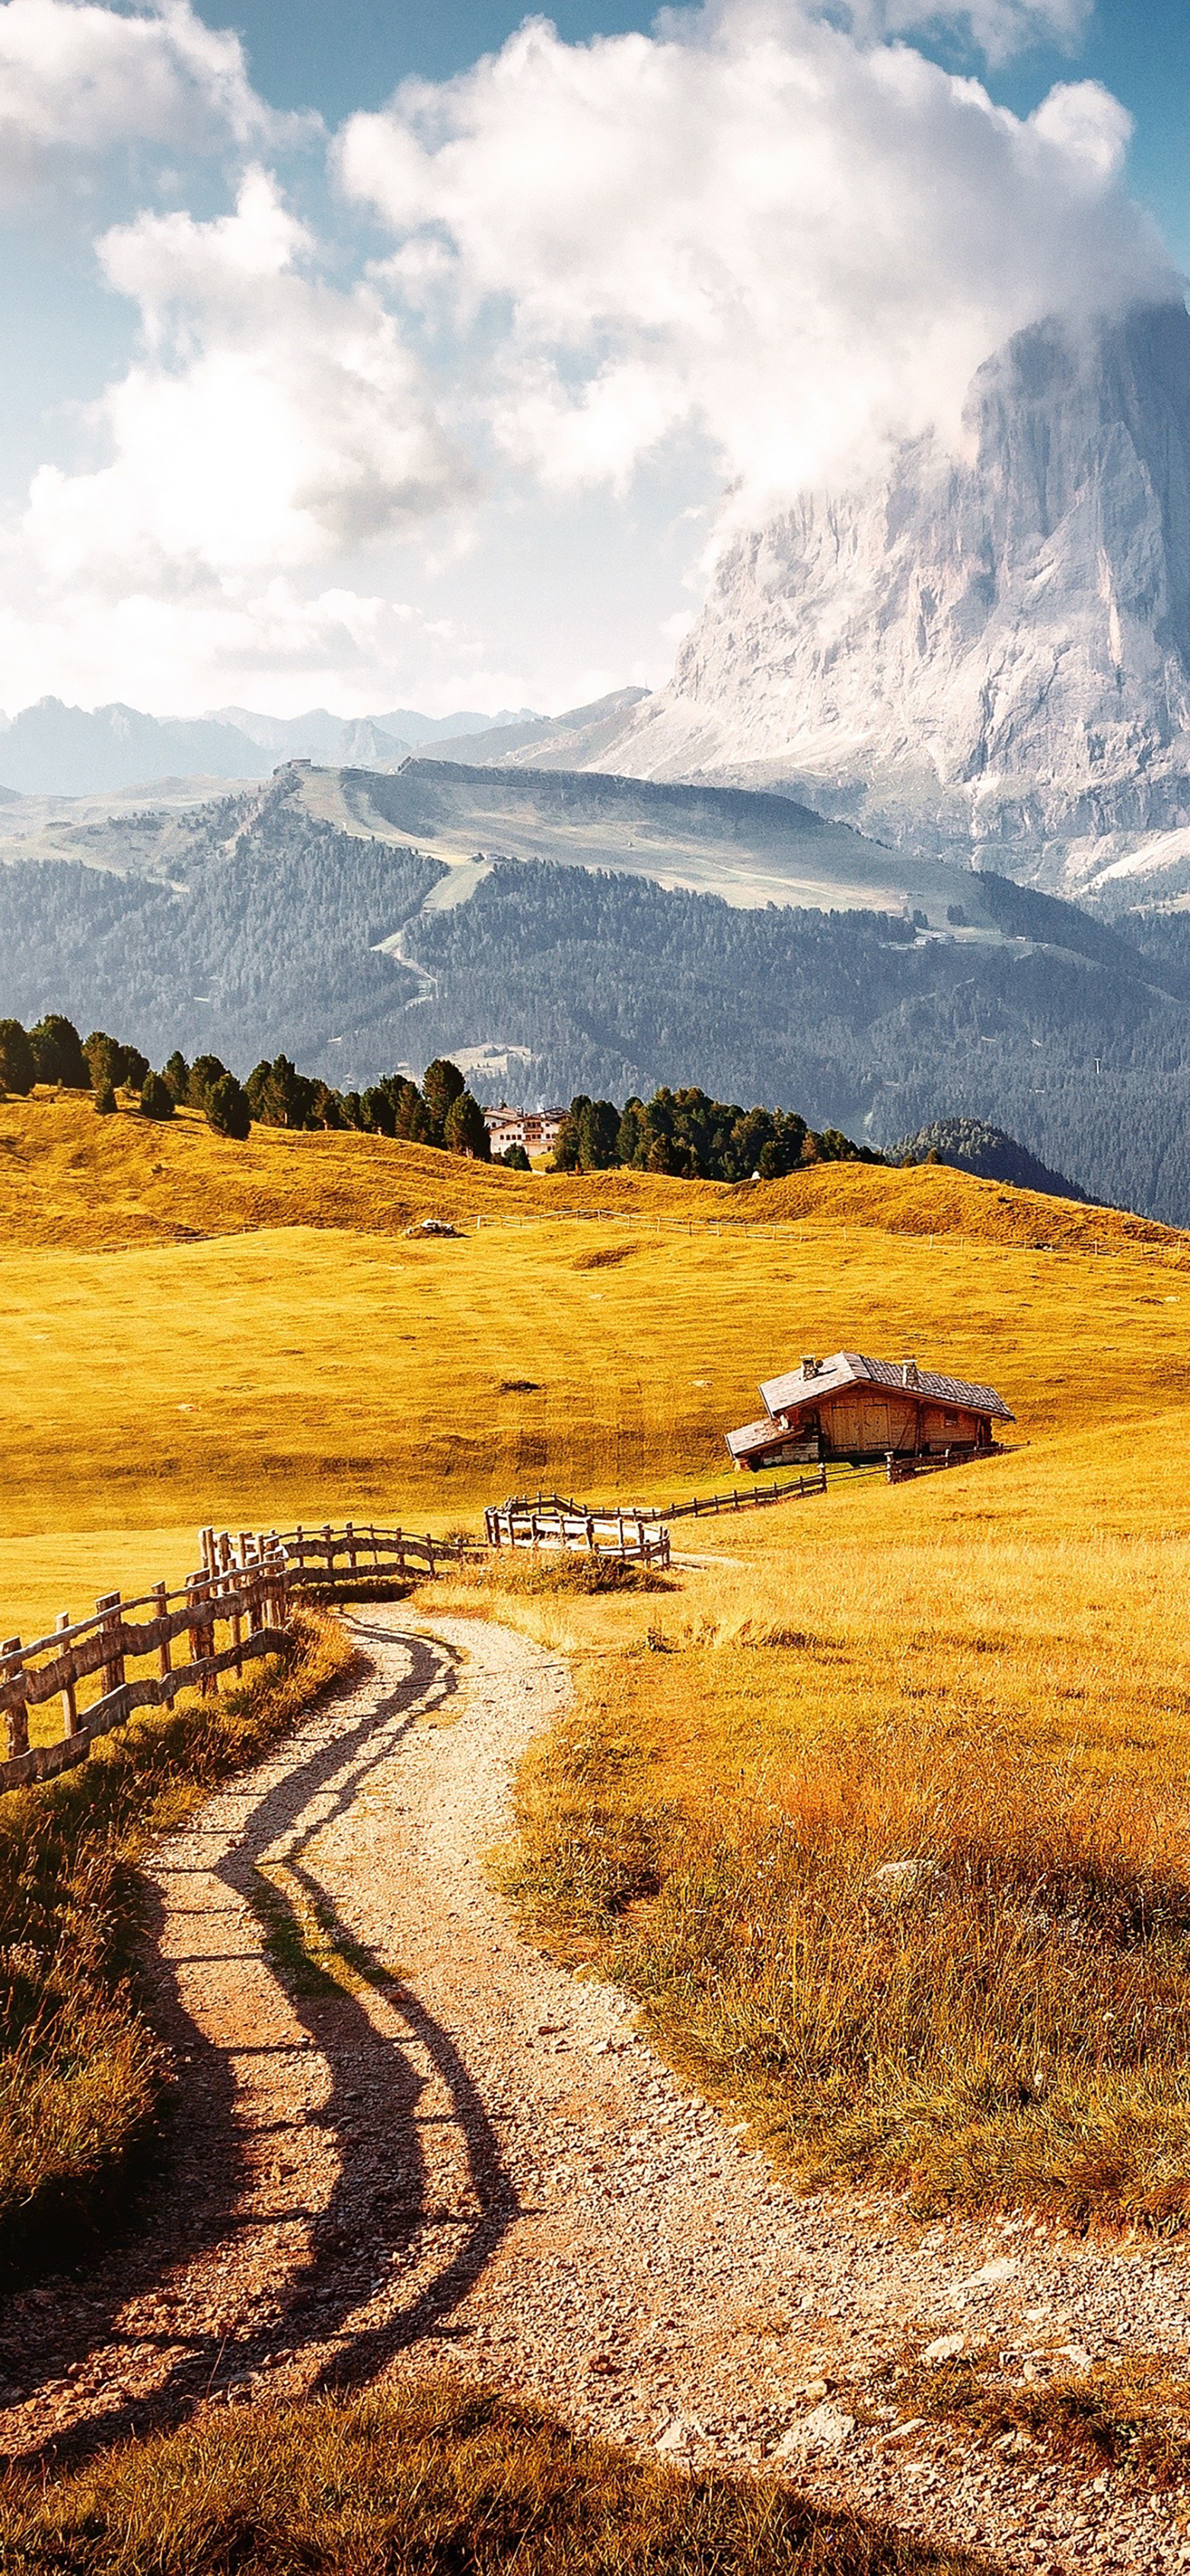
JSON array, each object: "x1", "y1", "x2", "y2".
[{"x1": 0, "y1": 1094, "x2": 1179, "y2": 1259}]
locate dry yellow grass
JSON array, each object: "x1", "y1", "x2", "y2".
[
  {"x1": 8, "y1": 1092, "x2": 1190, "y2": 2223},
  {"x1": 1, "y1": 1089, "x2": 1181, "y2": 1256},
  {"x1": 0, "y1": 2381, "x2": 990, "y2": 2575},
  {"x1": 0, "y1": 1605, "x2": 351, "y2": 2281}
]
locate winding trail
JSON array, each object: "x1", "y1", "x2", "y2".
[{"x1": 2, "y1": 1617, "x2": 1190, "y2": 2571}]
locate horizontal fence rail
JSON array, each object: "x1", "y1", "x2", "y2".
[
  {"x1": 273, "y1": 1521, "x2": 483, "y2": 1586},
  {"x1": 484, "y1": 1505, "x2": 672, "y2": 1567},
  {"x1": 497, "y1": 1468, "x2": 828, "y2": 1526},
  {"x1": 885, "y1": 1444, "x2": 1006, "y2": 1486},
  {"x1": 0, "y1": 1528, "x2": 290, "y2": 1796}
]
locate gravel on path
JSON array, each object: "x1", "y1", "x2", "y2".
[{"x1": 2, "y1": 1612, "x2": 1189, "y2": 2574}]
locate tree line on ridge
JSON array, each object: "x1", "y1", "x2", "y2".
[{"x1": 0, "y1": 1012, "x2": 881, "y2": 1180}]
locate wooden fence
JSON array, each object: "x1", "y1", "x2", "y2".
[
  {"x1": 0, "y1": 1531, "x2": 290, "y2": 1794},
  {"x1": 483, "y1": 1503, "x2": 672, "y2": 1568},
  {"x1": 885, "y1": 1445, "x2": 1004, "y2": 1486},
  {"x1": 496, "y1": 1467, "x2": 828, "y2": 1527},
  {"x1": 271, "y1": 1521, "x2": 482, "y2": 1586},
  {"x1": 0, "y1": 1467, "x2": 830, "y2": 1796}
]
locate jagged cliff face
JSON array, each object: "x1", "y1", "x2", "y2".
[{"x1": 613, "y1": 303, "x2": 1190, "y2": 870}]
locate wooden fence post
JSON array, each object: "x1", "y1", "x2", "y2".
[
  {"x1": 56, "y1": 1612, "x2": 78, "y2": 1738},
  {"x1": 2, "y1": 1639, "x2": 28, "y2": 1760},
  {"x1": 97, "y1": 1593, "x2": 125, "y2": 1699}
]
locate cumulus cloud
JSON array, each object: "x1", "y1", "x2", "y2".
[
  {"x1": 340, "y1": 0, "x2": 1176, "y2": 520},
  {"x1": 0, "y1": 0, "x2": 292, "y2": 191},
  {"x1": 22, "y1": 170, "x2": 474, "y2": 596}
]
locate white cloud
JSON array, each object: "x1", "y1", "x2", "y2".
[
  {"x1": 21, "y1": 170, "x2": 473, "y2": 594},
  {"x1": 0, "y1": 0, "x2": 290, "y2": 192},
  {"x1": 841, "y1": 0, "x2": 1091, "y2": 68},
  {"x1": 340, "y1": 0, "x2": 1175, "y2": 522}
]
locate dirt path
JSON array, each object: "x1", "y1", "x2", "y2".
[{"x1": 3, "y1": 1615, "x2": 1190, "y2": 2572}]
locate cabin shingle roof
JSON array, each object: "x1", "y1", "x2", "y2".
[{"x1": 759, "y1": 1352, "x2": 1014, "y2": 1422}]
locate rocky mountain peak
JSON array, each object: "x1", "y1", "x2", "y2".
[{"x1": 610, "y1": 301, "x2": 1190, "y2": 876}]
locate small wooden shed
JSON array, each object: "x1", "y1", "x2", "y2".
[{"x1": 726, "y1": 1352, "x2": 1013, "y2": 1470}]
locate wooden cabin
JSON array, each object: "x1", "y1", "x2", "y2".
[{"x1": 726, "y1": 1352, "x2": 1013, "y2": 1470}]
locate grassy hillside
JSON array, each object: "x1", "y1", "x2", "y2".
[
  {"x1": 0, "y1": 1092, "x2": 1180, "y2": 1255},
  {"x1": 6, "y1": 1091, "x2": 1190, "y2": 2230}
]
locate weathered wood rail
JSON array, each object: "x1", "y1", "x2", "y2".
[
  {"x1": 483, "y1": 1503, "x2": 672, "y2": 1566},
  {"x1": 275, "y1": 1521, "x2": 483, "y2": 1586},
  {"x1": 496, "y1": 1467, "x2": 828, "y2": 1527},
  {"x1": 885, "y1": 1444, "x2": 1004, "y2": 1486},
  {"x1": 0, "y1": 1529, "x2": 290, "y2": 1795}
]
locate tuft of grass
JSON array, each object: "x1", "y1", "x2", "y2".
[
  {"x1": 0, "y1": 1605, "x2": 354, "y2": 2287},
  {"x1": 0, "y1": 2380, "x2": 995, "y2": 2574},
  {"x1": 451, "y1": 1553, "x2": 675, "y2": 1598},
  {"x1": 898, "y1": 2343, "x2": 1190, "y2": 2491}
]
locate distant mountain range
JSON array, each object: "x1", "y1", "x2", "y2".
[
  {"x1": 3, "y1": 755, "x2": 1190, "y2": 1225},
  {"x1": 0, "y1": 698, "x2": 535, "y2": 799}
]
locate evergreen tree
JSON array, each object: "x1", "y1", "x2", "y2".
[
  {"x1": 188, "y1": 1054, "x2": 230, "y2": 1109},
  {"x1": 94, "y1": 1083, "x2": 118, "y2": 1117},
  {"x1": 617, "y1": 1098, "x2": 647, "y2": 1165},
  {"x1": 206, "y1": 1073, "x2": 251, "y2": 1140},
  {"x1": 397, "y1": 1085, "x2": 434, "y2": 1143},
  {"x1": 0, "y1": 1020, "x2": 36, "y2": 1096},
  {"x1": 245, "y1": 1055, "x2": 317, "y2": 1128},
  {"x1": 121, "y1": 1046, "x2": 150, "y2": 1093},
  {"x1": 85, "y1": 1031, "x2": 127, "y2": 1093},
  {"x1": 362, "y1": 1085, "x2": 397, "y2": 1137},
  {"x1": 443, "y1": 1089, "x2": 491, "y2": 1159},
  {"x1": 30, "y1": 1013, "x2": 90, "y2": 1089},
  {"x1": 577, "y1": 1098, "x2": 621, "y2": 1170},
  {"x1": 163, "y1": 1050, "x2": 190, "y2": 1104},
  {"x1": 551, "y1": 1094, "x2": 589, "y2": 1171},
  {"x1": 139, "y1": 1070, "x2": 174, "y2": 1120},
  {"x1": 421, "y1": 1057, "x2": 465, "y2": 1143},
  {"x1": 496, "y1": 1141, "x2": 531, "y2": 1171},
  {"x1": 311, "y1": 1083, "x2": 346, "y2": 1129}
]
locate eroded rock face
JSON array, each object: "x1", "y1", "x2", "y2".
[{"x1": 614, "y1": 303, "x2": 1190, "y2": 871}]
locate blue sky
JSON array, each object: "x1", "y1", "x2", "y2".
[
  {"x1": 0, "y1": 0, "x2": 1184, "y2": 721},
  {"x1": 199, "y1": 0, "x2": 1190, "y2": 267}
]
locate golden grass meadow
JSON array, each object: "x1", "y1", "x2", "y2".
[{"x1": 4, "y1": 1088, "x2": 1190, "y2": 2566}]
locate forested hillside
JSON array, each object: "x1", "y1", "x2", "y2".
[{"x1": 2, "y1": 779, "x2": 1190, "y2": 1220}]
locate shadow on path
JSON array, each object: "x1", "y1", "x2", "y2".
[{"x1": 3, "y1": 1622, "x2": 521, "y2": 2472}]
